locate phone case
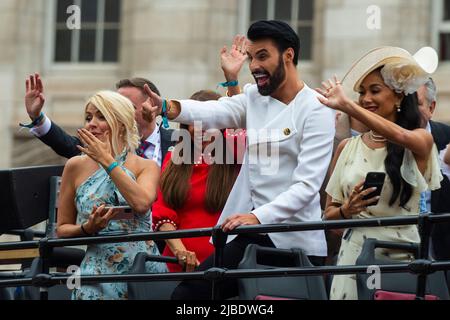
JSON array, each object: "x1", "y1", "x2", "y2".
[{"x1": 362, "y1": 172, "x2": 386, "y2": 203}]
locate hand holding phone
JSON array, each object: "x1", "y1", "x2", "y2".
[
  {"x1": 104, "y1": 206, "x2": 134, "y2": 220},
  {"x1": 362, "y1": 172, "x2": 386, "y2": 205}
]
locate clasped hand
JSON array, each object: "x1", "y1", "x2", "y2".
[{"x1": 173, "y1": 249, "x2": 200, "y2": 273}]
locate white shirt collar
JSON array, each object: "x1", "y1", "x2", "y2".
[
  {"x1": 144, "y1": 124, "x2": 160, "y2": 146},
  {"x1": 426, "y1": 122, "x2": 431, "y2": 133}
]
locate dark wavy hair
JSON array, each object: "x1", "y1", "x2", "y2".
[
  {"x1": 160, "y1": 90, "x2": 240, "y2": 213},
  {"x1": 385, "y1": 92, "x2": 421, "y2": 207}
]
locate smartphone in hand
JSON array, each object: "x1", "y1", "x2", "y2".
[
  {"x1": 362, "y1": 172, "x2": 386, "y2": 205},
  {"x1": 104, "y1": 206, "x2": 134, "y2": 220}
]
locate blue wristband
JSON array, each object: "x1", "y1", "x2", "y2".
[
  {"x1": 218, "y1": 80, "x2": 239, "y2": 88},
  {"x1": 106, "y1": 162, "x2": 119, "y2": 175},
  {"x1": 19, "y1": 112, "x2": 45, "y2": 129},
  {"x1": 161, "y1": 100, "x2": 170, "y2": 129}
]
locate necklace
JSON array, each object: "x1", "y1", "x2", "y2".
[{"x1": 369, "y1": 131, "x2": 387, "y2": 143}]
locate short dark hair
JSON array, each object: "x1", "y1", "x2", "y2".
[
  {"x1": 115, "y1": 77, "x2": 161, "y2": 96},
  {"x1": 247, "y1": 20, "x2": 300, "y2": 66}
]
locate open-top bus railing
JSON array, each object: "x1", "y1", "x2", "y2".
[{"x1": 1, "y1": 214, "x2": 450, "y2": 300}]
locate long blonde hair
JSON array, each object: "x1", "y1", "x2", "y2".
[{"x1": 86, "y1": 91, "x2": 140, "y2": 157}]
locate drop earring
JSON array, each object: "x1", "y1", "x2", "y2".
[{"x1": 396, "y1": 104, "x2": 401, "y2": 113}]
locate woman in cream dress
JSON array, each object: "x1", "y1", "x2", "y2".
[{"x1": 317, "y1": 47, "x2": 443, "y2": 300}]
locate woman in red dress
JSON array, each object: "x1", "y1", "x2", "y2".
[{"x1": 152, "y1": 90, "x2": 243, "y2": 272}]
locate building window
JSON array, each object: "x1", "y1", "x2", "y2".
[
  {"x1": 439, "y1": 0, "x2": 450, "y2": 61},
  {"x1": 54, "y1": 0, "x2": 121, "y2": 63},
  {"x1": 249, "y1": 0, "x2": 314, "y2": 61}
]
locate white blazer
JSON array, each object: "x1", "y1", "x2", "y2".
[{"x1": 175, "y1": 84, "x2": 335, "y2": 256}]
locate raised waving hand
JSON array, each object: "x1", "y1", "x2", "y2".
[
  {"x1": 25, "y1": 73, "x2": 46, "y2": 120},
  {"x1": 220, "y1": 35, "x2": 249, "y2": 81}
]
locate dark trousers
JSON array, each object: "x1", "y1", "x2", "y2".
[{"x1": 171, "y1": 234, "x2": 325, "y2": 300}]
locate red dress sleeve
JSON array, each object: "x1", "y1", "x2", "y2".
[
  {"x1": 225, "y1": 129, "x2": 246, "y2": 164},
  {"x1": 152, "y1": 152, "x2": 179, "y2": 231}
]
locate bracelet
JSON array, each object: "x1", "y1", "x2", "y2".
[
  {"x1": 218, "y1": 80, "x2": 239, "y2": 88},
  {"x1": 81, "y1": 223, "x2": 92, "y2": 236},
  {"x1": 226, "y1": 87, "x2": 241, "y2": 97},
  {"x1": 339, "y1": 206, "x2": 348, "y2": 220},
  {"x1": 161, "y1": 100, "x2": 170, "y2": 129},
  {"x1": 106, "y1": 161, "x2": 120, "y2": 175},
  {"x1": 19, "y1": 112, "x2": 45, "y2": 129},
  {"x1": 153, "y1": 219, "x2": 177, "y2": 231}
]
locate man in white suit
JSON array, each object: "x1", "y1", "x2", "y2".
[{"x1": 146, "y1": 20, "x2": 335, "y2": 299}]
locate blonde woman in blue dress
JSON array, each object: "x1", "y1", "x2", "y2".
[
  {"x1": 317, "y1": 47, "x2": 443, "y2": 300},
  {"x1": 55, "y1": 91, "x2": 167, "y2": 300}
]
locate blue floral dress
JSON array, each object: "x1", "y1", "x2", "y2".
[{"x1": 72, "y1": 152, "x2": 168, "y2": 300}]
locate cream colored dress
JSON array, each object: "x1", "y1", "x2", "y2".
[{"x1": 326, "y1": 136, "x2": 442, "y2": 300}]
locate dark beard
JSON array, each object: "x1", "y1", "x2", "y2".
[{"x1": 257, "y1": 56, "x2": 286, "y2": 96}]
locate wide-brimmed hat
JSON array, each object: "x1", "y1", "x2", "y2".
[{"x1": 342, "y1": 46, "x2": 439, "y2": 94}]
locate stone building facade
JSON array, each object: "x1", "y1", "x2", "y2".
[{"x1": 1, "y1": 0, "x2": 449, "y2": 169}]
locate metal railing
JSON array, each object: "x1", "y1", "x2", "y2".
[{"x1": 1, "y1": 213, "x2": 450, "y2": 300}]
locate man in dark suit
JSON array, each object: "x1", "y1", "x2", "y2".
[
  {"x1": 24, "y1": 76, "x2": 175, "y2": 166},
  {"x1": 418, "y1": 78, "x2": 450, "y2": 261}
]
